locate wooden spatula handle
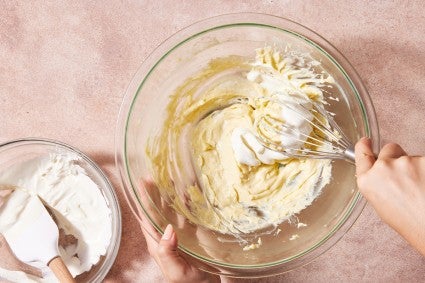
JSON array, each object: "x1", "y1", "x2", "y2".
[{"x1": 48, "y1": 256, "x2": 76, "y2": 283}]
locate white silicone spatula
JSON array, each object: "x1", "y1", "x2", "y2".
[
  {"x1": 0, "y1": 190, "x2": 76, "y2": 283},
  {"x1": 0, "y1": 233, "x2": 42, "y2": 277}
]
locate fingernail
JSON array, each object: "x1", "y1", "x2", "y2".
[{"x1": 162, "y1": 224, "x2": 173, "y2": 240}]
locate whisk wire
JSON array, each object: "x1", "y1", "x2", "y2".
[
  {"x1": 255, "y1": 99, "x2": 355, "y2": 162},
  {"x1": 295, "y1": 103, "x2": 349, "y2": 149},
  {"x1": 311, "y1": 104, "x2": 351, "y2": 148},
  {"x1": 259, "y1": 115, "x2": 344, "y2": 155}
]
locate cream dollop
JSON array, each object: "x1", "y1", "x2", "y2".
[{"x1": 231, "y1": 128, "x2": 287, "y2": 166}]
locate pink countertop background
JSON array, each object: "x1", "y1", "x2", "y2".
[{"x1": 1, "y1": 1, "x2": 424, "y2": 282}]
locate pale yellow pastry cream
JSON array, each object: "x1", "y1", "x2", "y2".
[{"x1": 147, "y1": 46, "x2": 334, "y2": 236}]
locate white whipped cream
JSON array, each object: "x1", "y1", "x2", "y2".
[
  {"x1": 232, "y1": 47, "x2": 333, "y2": 166},
  {"x1": 231, "y1": 128, "x2": 287, "y2": 166},
  {"x1": 0, "y1": 153, "x2": 112, "y2": 282}
]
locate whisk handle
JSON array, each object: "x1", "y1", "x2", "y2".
[{"x1": 344, "y1": 147, "x2": 355, "y2": 163}]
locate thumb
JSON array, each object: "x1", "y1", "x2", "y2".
[
  {"x1": 354, "y1": 137, "x2": 376, "y2": 176},
  {"x1": 157, "y1": 224, "x2": 192, "y2": 276},
  {"x1": 157, "y1": 225, "x2": 220, "y2": 283},
  {"x1": 158, "y1": 224, "x2": 179, "y2": 259}
]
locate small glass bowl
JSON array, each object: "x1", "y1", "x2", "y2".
[
  {"x1": 116, "y1": 13, "x2": 379, "y2": 277},
  {"x1": 0, "y1": 138, "x2": 121, "y2": 282}
]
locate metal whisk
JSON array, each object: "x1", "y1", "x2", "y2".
[{"x1": 255, "y1": 101, "x2": 355, "y2": 163}]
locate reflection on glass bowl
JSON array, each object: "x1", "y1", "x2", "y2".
[{"x1": 116, "y1": 13, "x2": 379, "y2": 277}]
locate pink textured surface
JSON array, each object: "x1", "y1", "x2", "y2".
[{"x1": 1, "y1": 1, "x2": 424, "y2": 282}]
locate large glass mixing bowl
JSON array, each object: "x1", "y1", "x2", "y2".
[{"x1": 116, "y1": 13, "x2": 379, "y2": 277}]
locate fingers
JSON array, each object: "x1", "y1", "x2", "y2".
[
  {"x1": 143, "y1": 223, "x2": 182, "y2": 271},
  {"x1": 158, "y1": 224, "x2": 179, "y2": 260},
  {"x1": 355, "y1": 137, "x2": 376, "y2": 176},
  {"x1": 378, "y1": 143, "x2": 407, "y2": 160}
]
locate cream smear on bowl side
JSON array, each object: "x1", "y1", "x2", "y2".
[{"x1": 0, "y1": 153, "x2": 112, "y2": 282}]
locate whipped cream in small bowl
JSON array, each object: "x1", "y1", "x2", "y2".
[{"x1": 0, "y1": 138, "x2": 121, "y2": 282}]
